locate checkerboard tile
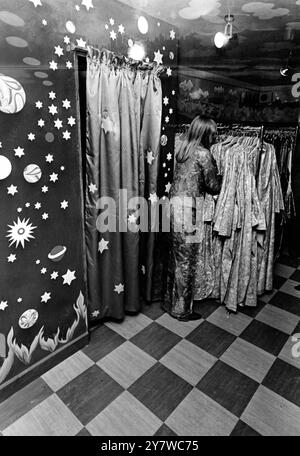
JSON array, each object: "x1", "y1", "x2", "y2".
[{"x1": 2, "y1": 260, "x2": 300, "y2": 436}]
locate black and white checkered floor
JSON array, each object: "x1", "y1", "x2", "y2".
[{"x1": 1, "y1": 255, "x2": 300, "y2": 436}]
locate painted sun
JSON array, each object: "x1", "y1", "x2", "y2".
[{"x1": 7, "y1": 217, "x2": 37, "y2": 248}]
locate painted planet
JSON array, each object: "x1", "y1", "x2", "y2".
[
  {"x1": 0, "y1": 155, "x2": 12, "y2": 180},
  {"x1": 23, "y1": 164, "x2": 42, "y2": 183},
  {"x1": 169, "y1": 51, "x2": 174, "y2": 60},
  {"x1": 19, "y1": 309, "x2": 39, "y2": 329},
  {"x1": 48, "y1": 245, "x2": 67, "y2": 262},
  {"x1": 0, "y1": 73, "x2": 26, "y2": 114},
  {"x1": 160, "y1": 135, "x2": 168, "y2": 146}
]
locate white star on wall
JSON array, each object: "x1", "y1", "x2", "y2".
[
  {"x1": 29, "y1": 0, "x2": 42, "y2": 7},
  {"x1": 89, "y1": 183, "x2": 98, "y2": 194},
  {"x1": 62, "y1": 99, "x2": 71, "y2": 109},
  {"x1": 54, "y1": 118, "x2": 63, "y2": 129},
  {"x1": 147, "y1": 150, "x2": 155, "y2": 165},
  {"x1": 170, "y1": 29, "x2": 176, "y2": 39},
  {"x1": 98, "y1": 238, "x2": 109, "y2": 253},
  {"x1": 42, "y1": 213, "x2": 49, "y2": 220},
  {"x1": 42, "y1": 185, "x2": 48, "y2": 193},
  {"x1": 165, "y1": 182, "x2": 171, "y2": 193},
  {"x1": 110, "y1": 30, "x2": 117, "y2": 40},
  {"x1": 76, "y1": 38, "x2": 86, "y2": 48},
  {"x1": 50, "y1": 173, "x2": 58, "y2": 183},
  {"x1": 118, "y1": 24, "x2": 125, "y2": 34},
  {"x1": 63, "y1": 130, "x2": 71, "y2": 140},
  {"x1": 154, "y1": 50, "x2": 163, "y2": 65},
  {"x1": 35, "y1": 202, "x2": 41, "y2": 210},
  {"x1": 0, "y1": 301, "x2": 8, "y2": 311},
  {"x1": 167, "y1": 153, "x2": 172, "y2": 161},
  {"x1": 45, "y1": 154, "x2": 53, "y2": 163},
  {"x1": 166, "y1": 67, "x2": 172, "y2": 77},
  {"x1": 28, "y1": 133, "x2": 35, "y2": 141},
  {"x1": 66, "y1": 61, "x2": 73, "y2": 69},
  {"x1": 92, "y1": 310, "x2": 100, "y2": 317},
  {"x1": 7, "y1": 185, "x2": 18, "y2": 196},
  {"x1": 149, "y1": 192, "x2": 158, "y2": 204},
  {"x1": 49, "y1": 91, "x2": 56, "y2": 100},
  {"x1": 14, "y1": 147, "x2": 24, "y2": 158},
  {"x1": 165, "y1": 116, "x2": 170, "y2": 123},
  {"x1": 41, "y1": 292, "x2": 51, "y2": 303},
  {"x1": 64, "y1": 35, "x2": 70, "y2": 44},
  {"x1": 38, "y1": 119, "x2": 45, "y2": 127},
  {"x1": 42, "y1": 19, "x2": 47, "y2": 26},
  {"x1": 7, "y1": 254, "x2": 16, "y2": 263},
  {"x1": 51, "y1": 271, "x2": 59, "y2": 280},
  {"x1": 49, "y1": 104, "x2": 58, "y2": 115},
  {"x1": 54, "y1": 45, "x2": 64, "y2": 57},
  {"x1": 163, "y1": 96, "x2": 169, "y2": 106},
  {"x1": 36, "y1": 100, "x2": 43, "y2": 109},
  {"x1": 41, "y1": 267, "x2": 47, "y2": 274},
  {"x1": 68, "y1": 116, "x2": 76, "y2": 126},
  {"x1": 17, "y1": 298, "x2": 23, "y2": 303},
  {"x1": 49, "y1": 60, "x2": 58, "y2": 71},
  {"x1": 62, "y1": 269, "x2": 76, "y2": 285},
  {"x1": 60, "y1": 200, "x2": 69, "y2": 209},
  {"x1": 82, "y1": 0, "x2": 93, "y2": 11},
  {"x1": 114, "y1": 283, "x2": 124, "y2": 294},
  {"x1": 109, "y1": 18, "x2": 115, "y2": 26}
]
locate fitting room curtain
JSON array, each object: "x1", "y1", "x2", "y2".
[{"x1": 85, "y1": 48, "x2": 163, "y2": 320}]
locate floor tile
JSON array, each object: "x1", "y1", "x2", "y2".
[
  {"x1": 97, "y1": 341, "x2": 156, "y2": 389},
  {"x1": 242, "y1": 385, "x2": 300, "y2": 436},
  {"x1": 186, "y1": 321, "x2": 236, "y2": 358},
  {"x1": 230, "y1": 420, "x2": 261, "y2": 436},
  {"x1": 166, "y1": 388, "x2": 238, "y2": 436},
  {"x1": 290, "y1": 270, "x2": 300, "y2": 283},
  {"x1": 273, "y1": 275, "x2": 287, "y2": 290},
  {"x1": 105, "y1": 313, "x2": 152, "y2": 339},
  {"x1": 141, "y1": 301, "x2": 165, "y2": 320},
  {"x1": 240, "y1": 320, "x2": 289, "y2": 356},
  {"x1": 278, "y1": 333, "x2": 300, "y2": 369},
  {"x1": 156, "y1": 312, "x2": 203, "y2": 338},
  {"x1": 258, "y1": 291, "x2": 277, "y2": 304},
  {"x1": 279, "y1": 254, "x2": 299, "y2": 268},
  {"x1": 131, "y1": 322, "x2": 181, "y2": 360},
  {"x1": 42, "y1": 351, "x2": 94, "y2": 392},
  {"x1": 160, "y1": 339, "x2": 217, "y2": 386},
  {"x1": 274, "y1": 263, "x2": 295, "y2": 279},
  {"x1": 155, "y1": 424, "x2": 178, "y2": 437},
  {"x1": 76, "y1": 428, "x2": 92, "y2": 436},
  {"x1": 207, "y1": 307, "x2": 252, "y2": 336},
  {"x1": 57, "y1": 365, "x2": 123, "y2": 425},
  {"x1": 82, "y1": 324, "x2": 126, "y2": 362},
  {"x1": 129, "y1": 363, "x2": 192, "y2": 421},
  {"x1": 238, "y1": 299, "x2": 266, "y2": 318},
  {"x1": 0, "y1": 378, "x2": 52, "y2": 431},
  {"x1": 280, "y1": 279, "x2": 300, "y2": 298},
  {"x1": 197, "y1": 360, "x2": 259, "y2": 417},
  {"x1": 269, "y1": 291, "x2": 300, "y2": 317},
  {"x1": 2, "y1": 394, "x2": 82, "y2": 436},
  {"x1": 220, "y1": 338, "x2": 275, "y2": 383},
  {"x1": 86, "y1": 391, "x2": 162, "y2": 436},
  {"x1": 193, "y1": 299, "x2": 220, "y2": 319},
  {"x1": 262, "y1": 359, "x2": 300, "y2": 407},
  {"x1": 255, "y1": 304, "x2": 299, "y2": 335}
]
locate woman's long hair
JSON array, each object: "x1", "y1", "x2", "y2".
[{"x1": 176, "y1": 115, "x2": 217, "y2": 163}]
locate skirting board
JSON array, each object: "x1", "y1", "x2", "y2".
[{"x1": 0, "y1": 331, "x2": 89, "y2": 403}]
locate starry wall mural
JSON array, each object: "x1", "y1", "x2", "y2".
[{"x1": 0, "y1": 0, "x2": 178, "y2": 394}]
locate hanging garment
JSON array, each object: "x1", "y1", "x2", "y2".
[
  {"x1": 163, "y1": 146, "x2": 221, "y2": 319},
  {"x1": 86, "y1": 48, "x2": 163, "y2": 320}
]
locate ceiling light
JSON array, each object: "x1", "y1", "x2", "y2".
[
  {"x1": 138, "y1": 16, "x2": 149, "y2": 34},
  {"x1": 214, "y1": 32, "x2": 229, "y2": 49},
  {"x1": 214, "y1": 11, "x2": 236, "y2": 48}
]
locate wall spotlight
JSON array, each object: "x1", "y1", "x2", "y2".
[{"x1": 128, "y1": 43, "x2": 146, "y2": 61}]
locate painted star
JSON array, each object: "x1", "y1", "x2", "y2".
[
  {"x1": 105, "y1": 24, "x2": 109, "y2": 30},
  {"x1": 165, "y1": 116, "x2": 170, "y2": 123},
  {"x1": 38, "y1": 119, "x2": 45, "y2": 127},
  {"x1": 118, "y1": 24, "x2": 125, "y2": 34},
  {"x1": 66, "y1": 61, "x2": 73, "y2": 69},
  {"x1": 68, "y1": 116, "x2": 76, "y2": 126},
  {"x1": 141, "y1": 265, "x2": 146, "y2": 275},
  {"x1": 172, "y1": 90, "x2": 176, "y2": 95},
  {"x1": 29, "y1": 0, "x2": 42, "y2": 7},
  {"x1": 154, "y1": 50, "x2": 163, "y2": 65},
  {"x1": 28, "y1": 133, "x2": 35, "y2": 141},
  {"x1": 25, "y1": 202, "x2": 30, "y2": 208},
  {"x1": 62, "y1": 269, "x2": 76, "y2": 286},
  {"x1": 36, "y1": 259, "x2": 40, "y2": 264},
  {"x1": 35, "y1": 202, "x2": 41, "y2": 210},
  {"x1": 76, "y1": 38, "x2": 86, "y2": 48},
  {"x1": 64, "y1": 35, "x2": 70, "y2": 44},
  {"x1": 147, "y1": 150, "x2": 155, "y2": 165},
  {"x1": 54, "y1": 118, "x2": 63, "y2": 129},
  {"x1": 7, "y1": 185, "x2": 18, "y2": 196},
  {"x1": 48, "y1": 104, "x2": 58, "y2": 115},
  {"x1": 89, "y1": 183, "x2": 97, "y2": 194},
  {"x1": 14, "y1": 147, "x2": 25, "y2": 158},
  {"x1": 0, "y1": 142, "x2": 2, "y2": 148},
  {"x1": 54, "y1": 45, "x2": 64, "y2": 57},
  {"x1": 41, "y1": 292, "x2": 51, "y2": 303},
  {"x1": 92, "y1": 310, "x2": 100, "y2": 318},
  {"x1": 169, "y1": 108, "x2": 173, "y2": 114},
  {"x1": 42, "y1": 19, "x2": 47, "y2": 26},
  {"x1": 45, "y1": 154, "x2": 54, "y2": 163},
  {"x1": 166, "y1": 67, "x2": 172, "y2": 77},
  {"x1": 49, "y1": 91, "x2": 56, "y2": 100},
  {"x1": 42, "y1": 185, "x2": 48, "y2": 193},
  {"x1": 60, "y1": 200, "x2": 69, "y2": 209},
  {"x1": 51, "y1": 271, "x2": 59, "y2": 280},
  {"x1": 101, "y1": 116, "x2": 114, "y2": 134},
  {"x1": 17, "y1": 298, "x2": 23, "y2": 303},
  {"x1": 109, "y1": 18, "x2": 115, "y2": 26},
  {"x1": 7, "y1": 254, "x2": 16, "y2": 263},
  {"x1": 42, "y1": 212, "x2": 49, "y2": 220},
  {"x1": 165, "y1": 182, "x2": 171, "y2": 193},
  {"x1": 81, "y1": 0, "x2": 93, "y2": 11},
  {"x1": 128, "y1": 213, "x2": 137, "y2": 224},
  {"x1": 110, "y1": 30, "x2": 117, "y2": 41},
  {"x1": 62, "y1": 99, "x2": 71, "y2": 109},
  {"x1": 50, "y1": 173, "x2": 58, "y2": 183},
  {"x1": 17, "y1": 208, "x2": 22, "y2": 213},
  {"x1": 163, "y1": 97, "x2": 169, "y2": 106},
  {"x1": 35, "y1": 100, "x2": 43, "y2": 109},
  {"x1": 60, "y1": 166, "x2": 65, "y2": 171},
  {"x1": 149, "y1": 192, "x2": 158, "y2": 204},
  {"x1": 98, "y1": 238, "x2": 109, "y2": 254},
  {"x1": 114, "y1": 283, "x2": 124, "y2": 294},
  {"x1": 75, "y1": 4, "x2": 80, "y2": 11},
  {"x1": 41, "y1": 267, "x2": 47, "y2": 274},
  {"x1": 167, "y1": 153, "x2": 172, "y2": 161},
  {"x1": 62, "y1": 130, "x2": 71, "y2": 140},
  {"x1": 0, "y1": 301, "x2": 8, "y2": 311},
  {"x1": 170, "y1": 29, "x2": 176, "y2": 40},
  {"x1": 49, "y1": 60, "x2": 58, "y2": 71}
]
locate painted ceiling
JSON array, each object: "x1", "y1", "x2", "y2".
[{"x1": 118, "y1": 0, "x2": 300, "y2": 86}]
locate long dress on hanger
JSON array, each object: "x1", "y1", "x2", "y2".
[{"x1": 163, "y1": 146, "x2": 221, "y2": 319}]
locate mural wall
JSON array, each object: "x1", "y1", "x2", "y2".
[{"x1": 0, "y1": 0, "x2": 178, "y2": 390}]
